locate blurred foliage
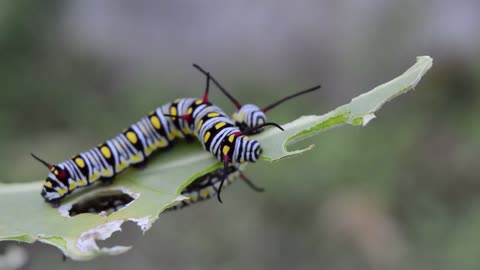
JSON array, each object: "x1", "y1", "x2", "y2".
[{"x1": 0, "y1": 1, "x2": 479, "y2": 270}]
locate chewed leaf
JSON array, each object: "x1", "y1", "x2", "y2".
[
  {"x1": 257, "y1": 56, "x2": 433, "y2": 161},
  {"x1": 0, "y1": 56, "x2": 432, "y2": 260}
]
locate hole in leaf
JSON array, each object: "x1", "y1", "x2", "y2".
[{"x1": 69, "y1": 189, "x2": 135, "y2": 217}]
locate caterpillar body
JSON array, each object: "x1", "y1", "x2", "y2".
[
  {"x1": 166, "y1": 165, "x2": 240, "y2": 211},
  {"x1": 34, "y1": 64, "x2": 320, "y2": 208},
  {"x1": 35, "y1": 96, "x2": 261, "y2": 207},
  {"x1": 162, "y1": 65, "x2": 321, "y2": 210},
  {"x1": 166, "y1": 164, "x2": 264, "y2": 211}
]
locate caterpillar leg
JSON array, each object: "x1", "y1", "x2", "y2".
[
  {"x1": 216, "y1": 154, "x2": 230, "y2": 203},
  {"x1": 101, "y1": 177, "x2": 115, "y2": 186},
  {"x1": 132, "y1": 160, "x2": 148, "y2": 170},
  {"x1": 49, "y1": 198, "x2": 61, "y2": 208},
  {"x1": 184, "y1": 135, "x2": 197, "y2": 143},
  {"x1": 239, "y1": 173, "x2": 265, "y2": 192}
]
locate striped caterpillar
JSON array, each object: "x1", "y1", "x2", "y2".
[
  {"x1": 33, "y1": 72, "x2": 266, "y2": 208},
  {"x1": 166, "y1": 165, "x2": 241, "y2": 211},
  {"x1": 167, "y1": 66, "x2": 321, "y2": 210},
  {"x1": 33, "y1": 65, "x2": 319, "y2": 208}
]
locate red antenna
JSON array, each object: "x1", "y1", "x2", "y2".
[
  {"x1": 262, "y1": 85, "x2": 321, "y2": 113},
  {"x1": 31, "y1": 153, "x2": 54, "y2": 171},
  {"x1": 193, "y1": 64, "x2": 242, "y2": 109}
]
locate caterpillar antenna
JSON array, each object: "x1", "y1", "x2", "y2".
[{"x1": 262, "y1": 85, "x2": 322, "y2": 113}]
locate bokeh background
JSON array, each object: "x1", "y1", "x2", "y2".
[{"x1": 1, "y1": 1, "x2": 479, "y2": 269}]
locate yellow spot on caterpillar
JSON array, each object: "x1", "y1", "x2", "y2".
[
  {"x1": 240, "y1": 112, "x2": 246, "y2": 121},
  {"x1": 151, "y1": 116, "x2": 161, "y2": 129},
  {"x1": 182, "y1": 127, "x2": 191, "y2": 135},
  {"x1": 44, "y1": 181, "x2": 52, "y2": 188},
  {"x1": 57, "y1": 188, "x2": 65, "y2": 196},
  {"x1": 171, "y1": 129, "x2": 182, "y2": 138},
  {"x1": 101, "y1": 146, "x2": 112, "y2": 159},
  {"x1": 69, "y1": 181, "x2": 76, "y2": 190},
  {"x1": 174, "y1": 98, "x2": 181, "y2": 103},
  {"x1": 170, "y1": 107, "x2": 177, "y2": 116},
  {"x1": 50, "y1": 167, "x2": 55, "y2": 172},
  {"x1": 101, "y1": 169, "x2": 113, "y2": 176},
  {"x1": 222, "y1": 145, "x2": 230, "y2": 155},
  {"x1": 244, "y1": 136, "x2": 250, "y2": 141},
  {"x1": 145, "y1": 144, "x2": 156, "y2": 156},
  {"x1": 130, "y1": 154, "x2": 142, "y2": 163},
  {"x1": 195, "y1": 99, "x2": 203, "y2": 105},
  {"x1": 156, "y1": 140, "x2": 168, "y2": 148},
  {"x1": 232, "y1": 113, "x2": 238, "y2": 120},
  {"x1": 208, "y1": 112, "x2": 220, "y2": 117},
  {"x1": 228, "y1": 134, "x2": 235, "y2": 143},
  {"x1": 204, "y1": 132, "x2": 211, "y2": 143},
  {"x1": 90, "y1": 173, "x2": 100, "y2": 182},
  {"x1": 201, "y1": 189, "x2": 211, "y2": 198},
  {"x1": 197, "y1": 119, "x2": 204, "y2": 131},
  {"x1": 215, "y1": 122, "x2": 226, "y2": 129},
  {"x1": 54, "y1": 170, "x2": 59, "y2": 175},
  {"x1": 75, "y1": 157, "x2": 85, "y2": 168},
  {"x1": 150, "y1": 144, "x2": 157, "y2": 151},
  {"x1": 78, "y1": 179, "x2": 87, "y2": 186},
  {"x1": 116, "y1": 160, "x2": 128, "y2": 171},
  {"x1": 187, "y1": 107, "x2": 193, "y2": 114},
  {"x1": 126, "y1": 131, "x2": 138, "y2": 144}
]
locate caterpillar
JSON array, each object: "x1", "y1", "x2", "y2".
[
  {"x1": 165, "y1": 164, "x2": 265, "y2": 211},
  {"x1": 33, "y1": 65, "x2": 319, "y2": 208},
  {"x1": 166, "y1": 66, "x2": 321, "y2": 210},
  {"x1": 33, "y1": 71, "x2": 277, "y2": 208}
]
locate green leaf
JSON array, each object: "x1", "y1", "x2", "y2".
[{"x1": 0, "y1": 56, "x2": 432, "y2": 260}]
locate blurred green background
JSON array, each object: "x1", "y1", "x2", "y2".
[{"x1": 1, "y1": 1, "x2": 480, "y2": 269}]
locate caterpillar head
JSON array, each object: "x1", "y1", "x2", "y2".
[
  {"x1": 232, "y1": 104, "x2": 267, "y2": 134},
  {"x1": 33, "y1": 154, "x2": 68, "y2": 207}
]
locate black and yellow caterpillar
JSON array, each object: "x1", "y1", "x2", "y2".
[
  {"x1": 166, "y1": 165, "x2": 241, "y2": 211},
  {"x1": 166, "y1": 64, "x2": 321, "y2": 211},
  {"x1": 165, "y1": 164, "x2": 266, "y2": 211},
  {"x1": 33, "y1": 71, "x2": 264, "y2": 208},
  {"x1": 166, "y1": 65, "x2": 321, "y2": 210},
  {"x1": 33, "y1": 65, "x2": 320, "y2": 208}
]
